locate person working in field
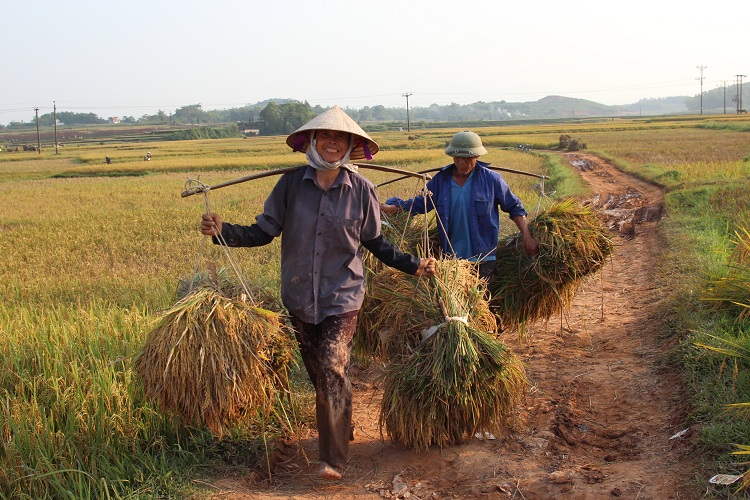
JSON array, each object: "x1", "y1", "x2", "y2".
[
  {"x1": 381, "y1": 130, "x2": 538, "y2": 279},
  {"x1": 200, "y1": 106, "x2": 436, "y2": 481}
]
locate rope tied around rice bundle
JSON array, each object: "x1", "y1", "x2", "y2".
[
  {"x1": 363, "y1": 167, "x2": 558, "y2": 448},
  {"x1": 420, "y1": 298, "x2": 469, "y2": 341},
  {"x1": 364, "y1": 177, "x2": 530, "y2": 448}
]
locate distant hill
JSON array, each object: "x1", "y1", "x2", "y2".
[
  {"x1": 344, "y1": 95, "x2": 692, "y2": 125},
  {"x1": 620, "y1": 96, "x2": 692, "y2": 115},
  {"x1": 12, "y1": 87, "x2": 747, "y2": 131}
]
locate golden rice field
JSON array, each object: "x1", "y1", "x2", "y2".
[{"x1": 0, "y1": 115, "x2": 749, "y2": 498}]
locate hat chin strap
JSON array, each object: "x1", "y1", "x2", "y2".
[{"x1": 306, "y1": 133, "x2": 357, "y2": 172}]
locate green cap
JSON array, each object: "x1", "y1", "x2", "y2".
[{"x1": 444, "y1": 131, "x2": 487, "y2": 157}]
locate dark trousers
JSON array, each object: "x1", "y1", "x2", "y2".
[
  {"x1": 477, "y1": 260, "x2": 495, "y2": 280},
  {"x1": 290, "y1": 310, "x2": 358, "y2": 469}
]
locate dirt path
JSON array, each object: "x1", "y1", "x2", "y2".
[{"x1": 211, "y1": 153, "x2": 698, "y2": 499}]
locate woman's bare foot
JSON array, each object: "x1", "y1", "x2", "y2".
[{"x1": 318, "y1": 462, "x2": 342, "y2": 480}]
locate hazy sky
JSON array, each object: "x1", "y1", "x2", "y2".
[{"x1": 1, "y1": 0, "x2": 746, "y2": 125}]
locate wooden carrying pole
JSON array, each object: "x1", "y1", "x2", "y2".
[
  {"x1": 377, "y1": 164, "x2": 549, "y2": 188},
  {"x1": 181, "y1": 163, "x2": 432, "y2": 198}
]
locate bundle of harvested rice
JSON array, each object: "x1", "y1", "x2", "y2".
[
  {"x1": 176, "y1": 266, "x2": 243, "y2": 301},
  {"x1": 489, "y1": 198, "x2": 613, "y2": 332},
  {"x1": 356, "y1": 210, "x2": 439, "y2": 356},
  {"x1": 362, "y1": 259, "x2": 496, "y2": 358},
  {"x1": 176, "y1": 262, "x2": 284, "y2": 313},
  {"x1": 134, "y1": 285, "x2": 295, "y2": 437},
  {"x1": 379, "y1": 261, "x2": 527, "y2": 449}
]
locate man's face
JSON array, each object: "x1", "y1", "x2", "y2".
[
  {"x1": 315, "y1": 129, "x2": 351, "y2": 163},
  {"x1": 453, "y1": 156, "x2": 478, "y2": 176}
]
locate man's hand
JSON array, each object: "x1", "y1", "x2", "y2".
[
  {"x1": 512, "y1": 215, "x2": 539, "y2": 256},
  {"x1": 201, "y1": 213, "x2": 222, "y2": 236},
  {"x1": 380, "y1": 203, "x2": 399, "y2": 215},
  {"x1": 522, "y1": 233, "x2": 539, "y2": 256}
]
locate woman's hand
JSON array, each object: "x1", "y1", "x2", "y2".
[
  {"x1": 415, "y1": 257, "x2": 437, "y2": 277},
  {"x1": 201, "y1": 213, "x2": 222, "y2": 236}
]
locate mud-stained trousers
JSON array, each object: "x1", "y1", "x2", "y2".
[{"x1": 290, "y1": 310, "x2": 358, "y2": 469}]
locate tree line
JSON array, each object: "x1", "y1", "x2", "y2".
[{"x1": 3, "y1": 83, "x2": 747, "y2": 133}]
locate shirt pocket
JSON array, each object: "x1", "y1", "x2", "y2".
[
  {"x1": 323, "y1": 215, "x2": 361, "y2": 251},
  {"x1": 474, "y1": 197, "x2": 492, "y2": 216}
]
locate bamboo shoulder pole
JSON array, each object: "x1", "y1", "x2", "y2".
[
  {"x1": 182, "y1": 166, "x2": 303, "y2": 198},
  {"x1": 182, "y1": 163, "x2": 432, "y2": 198},
  {"x1": 377, "y1": 164, "x2": 549, "y2": 188}
]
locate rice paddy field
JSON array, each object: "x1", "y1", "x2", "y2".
[{"x1": 1, "y1": 114, "x2": 750, "y2": 498}]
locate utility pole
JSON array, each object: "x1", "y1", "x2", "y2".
[
  {"x1": 402, "y1": 92, "x2": 413, "y2": 132},
  {"x1": 34, "y1": 107, "x2": 41, "y2": 154},
  {"x1": 53, "y1": 101, "x2": 59, "y2": 154},
  {"x1": 740, "y1": 75, "x2": 747, "y2": 113},
  {"x1": 696, "y1": 65, "x2": 707, "y2": 115},
  {"x1": 734, "y1": 75, "x2": 747, "y2": 114},
  {"x1": 721, "y1": 81, "x2": 727, "y2": 114}
]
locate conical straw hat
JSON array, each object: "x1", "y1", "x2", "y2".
[{"x1": 286, "y1": 105, "x2": 379, "y2": 161}]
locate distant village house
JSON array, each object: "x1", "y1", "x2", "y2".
[{"x1": 108, "y1": 117, "x2": 121, "y2": 124}]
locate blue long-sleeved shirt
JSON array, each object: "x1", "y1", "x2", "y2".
[{"x1": 385, "y1": 161, "x2": 527, "y2": 260}]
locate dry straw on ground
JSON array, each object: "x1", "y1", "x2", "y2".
[
  {"x1": 134, "y1": 273, "x2": 295, "y2": 437},
  {"x1": 377, "y1": 259, "x2": 527, "y2": 450},
  {"x1": 490, "y1": 198, "x2": 613, "y2": 332}
]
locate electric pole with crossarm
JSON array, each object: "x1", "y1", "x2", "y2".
[{"x1": 402, "y1": 92, "x2": 413, "y2": 132}]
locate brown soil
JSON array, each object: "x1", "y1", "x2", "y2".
[{"x1": 209, "y1": 153, "x2": 700, "y2": 499}]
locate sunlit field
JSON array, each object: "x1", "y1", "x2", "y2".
[{"x1": 1, "y1": 115, "x2": 749, "y2": 498}]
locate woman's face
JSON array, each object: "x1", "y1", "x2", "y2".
[{"x1": 315, "y1": 129, "x2": 351, "y2": 163}]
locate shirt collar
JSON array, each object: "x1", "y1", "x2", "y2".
[{"x1": 303, "y1": 165, "x2": 352, "y2": 189}]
